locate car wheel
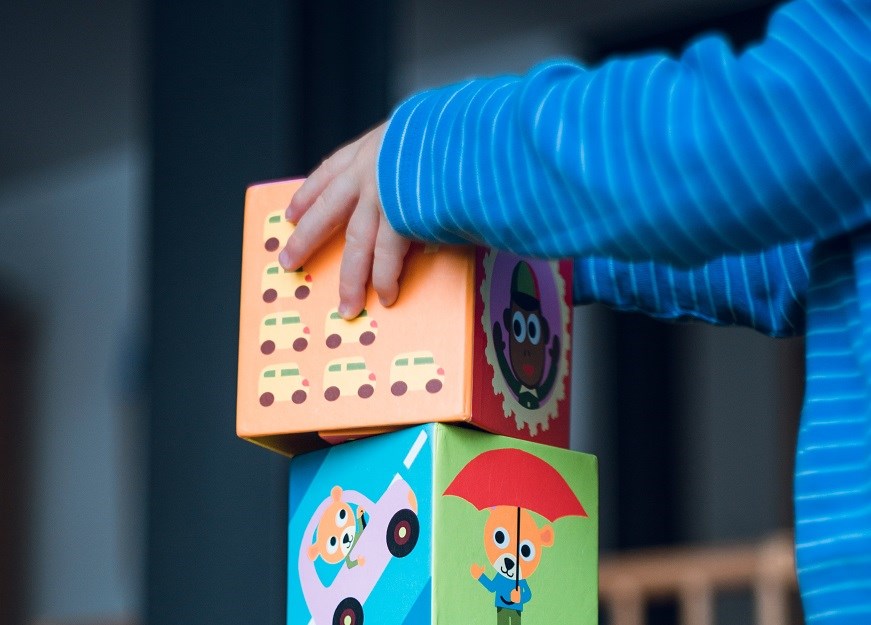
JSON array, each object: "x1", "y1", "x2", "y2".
[
  {"x1": 386, "y1": 508, "x2": 419, "y2": 558},
  {"x1": 391, "y1": 381, "x2": 407, "y2": 396},
  {"x1": 426, "y1": 379, "x2": 443, "y2": 394},
  {"x1": 324, "y1": 386, "x2": 340, "y2": 402},
  {"x1": 260, "y1": 340, "x2": 275, "y2": 355},
  {"x1": 332, "y1": 598, "x2": 363, "y2": 625},
  {"x1": 293, "y1": 337, "x2": 308, "y2": 352},
  {"x1": 291, "y1": 390, "x2": 307, "y2": 404},
  {"x1": 259, "y1": 392, "x2": 274, "y2": 407},
  {"x1": 295, "y1": 285, "x2": 310, "y2": 300},
  {"x1": 326, "y1": 334, "x2": 341, "y2": 349},
  {"x1": 359, "y1": 331, "x2": 376, "y2": 346},
  {"x1": 264, "y1": 237, "x2": 279, "y2": 252},
  {"x1": 358, "y1": 384, "x2": 374, "y2": 399},
  {"x1": 262, "y1": 288, "x2": 277, "y2": 303}
]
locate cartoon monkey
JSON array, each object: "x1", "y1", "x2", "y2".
[
  {"x1": 470, "y1": 506, "x2": 554, "y2": 624},
  {"x1": 307, "y1": 485, "x2": 367, "y2": 569},
  {"x1": 493, "y1": 261, "x2": 560, "y2": 410}
]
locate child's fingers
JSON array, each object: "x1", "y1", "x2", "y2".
[
  {"x1": 337, "y1": 201, "x2": 379, "y2": 319},
  {"x1": 287, "y1": 142, "x2": 358, "y2": 222},
  {"x1": 371, "y1": 220, "x2": 411, "y2": 308},
  {"x1": 280, "y1": 176, "x2": 357, "y2": 270}
]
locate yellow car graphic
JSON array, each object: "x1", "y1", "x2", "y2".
[
  {"x1": 262, "y1": 262, "x2": 312, "y2": 302},
  {"x1": 259, "y1": 363, "x2": 309, "y2": 406},
  {"x1": 259, "y1": 311, "x2": 310, "y2": 354},
  {"x1": 323, "y1": 357, "x2": 376, "y2": 401},
  {"x1": 263, "y1": 209, "x2": 293, "y2": 252},
  {"x1": 389, "y1": 351, "x2": 445, "y2": 396},
  {"x1": 324, "y1": 308, "x2": 378, "y2": 349}
]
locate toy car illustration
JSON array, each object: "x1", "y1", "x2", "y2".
[
  {"x1": 389, "y1": 351, "x2": 445, "y2": 396},
  {"x1": 261, "y1": 262, "x2": 312, "y2": 303},
  {"x1": 323, "y1": 357, "x2": 376, "y2": 401},
  {"x1": 259, "y1": 311, "x2": 310, "y2": 354},
  {"x1": 263, "y1": 209, "x2": 293, "y2": 252},
  {"x1": 324, "y1": 308, "x2": 378, "y2": 349},
  {"x1": 298, "y1": 476, "x2": 420, "y2": 625},
  {"x1": 258, "y1": 363, "x2": 309, "y2": 406}
]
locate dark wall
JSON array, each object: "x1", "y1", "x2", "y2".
[
  {"x1": 0, "y1": 295, "x2": 30, "y2": 625},
  {"x1": 146, "y1": 1, "x2": 392, "y2": 623}
]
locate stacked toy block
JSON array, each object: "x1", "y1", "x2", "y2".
[{"x1": 237, "y1": 179, "x2": 598, "y2": 625}]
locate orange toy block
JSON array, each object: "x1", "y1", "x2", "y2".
[{"x1": 237, "y1": 178, "x2": 573, "y2": 456}]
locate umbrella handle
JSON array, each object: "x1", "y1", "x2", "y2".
[{"x1": 515, "y1": 506, "x2": 520, "y2": 592}]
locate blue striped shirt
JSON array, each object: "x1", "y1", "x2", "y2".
[{"x1": 377, "y1": 1, "x2": 871, "y2": 621}]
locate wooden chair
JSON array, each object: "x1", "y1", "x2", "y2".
[{"x1": 599, "y1": 532, "x2": 798, "y2": 625}]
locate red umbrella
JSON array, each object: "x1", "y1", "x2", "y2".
[{"x1": 443, "y1": 448, "x2": 587, "y2": 590}]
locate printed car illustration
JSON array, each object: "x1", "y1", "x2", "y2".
[
  {"x1": 258, "y1": 363, "x2": 309, "y2": 406},
  {"x1": 324, "y1": 308, "x2": 378, "y2": 349},
  {"x1": 261, "y1": 262, "x2": 312, "y2": 303},
  {"x1": 323, "y1": 357, "x2": 376, "y2": 401},
  {"x1": 263, "y1": 209, "x2": 293, "y2": 252},
  {"x1": 389, "y1": 351, "x2": 445, "y2": 396},
  {"x1": 259, "y1": 311, "x2": 310, "y2": 354},
  {"x1": 298, "y1": 476, "x2": 420, "y2": 625}
]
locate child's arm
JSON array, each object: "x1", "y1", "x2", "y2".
[
  {"x1": 573, "y1": 240, "x2": 811, "y2": 337},
  {"x1": 377, "y1": 0, "x2": 871, "y2": 267},
  {"x1": 282, "y1": 0, "x2": 870, "y2": 319}
]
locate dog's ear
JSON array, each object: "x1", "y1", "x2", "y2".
[
  {"x1": 308, "y1": 542, "x2": 321, "y2": 561},
  {"x1": 330, "y1": 485, "x2": 343, "y2": 501},
  {"x1": 539, "y1": 524, "x2": 554, "y2": 547}
]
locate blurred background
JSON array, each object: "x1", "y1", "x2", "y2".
[{"x1": 0, "y1": 0, "x2": 803, "y2": 624}]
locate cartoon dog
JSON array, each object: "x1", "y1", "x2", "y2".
[
  {"x1": 470, "y1": 505, "x2": 554, "y2": 624},
  {"x1": 307, "y1": 485, "x2": 367, "y2": 569}
]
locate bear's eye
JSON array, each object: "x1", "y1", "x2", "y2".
[
  {"x1": 336, "y1": 508, "x2": 347, "y2": 525},
  {"x1": 493, "y1": 527, "x2": 509, "y2": 549},
  {"x1": 326, "y1": 536, "x2": 339, "y2": 555},
  {"x1": 519, "y1": 540, "x2": 536, "y2": 561},
  {"x1": 511, "y1": 311, "x2": 526, "y2": 342},
  {"x1": 526, "y1": 314, "x2": 541, "y2": 345}
]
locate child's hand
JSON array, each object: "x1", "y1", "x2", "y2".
[{"x1": 279, "y1": 123, "x2": 412, "y2": 320}]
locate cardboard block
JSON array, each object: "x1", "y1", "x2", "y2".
[
  {"x1": 288, "y1": 423, "x2": 598, "y2": 625},
  {"x1": 238, "y1": 179, "x2": 573, "y2": 455}
]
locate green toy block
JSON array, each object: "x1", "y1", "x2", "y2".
[{"x1": 288, "y1": 423, "x2": 598, "y2": 625}]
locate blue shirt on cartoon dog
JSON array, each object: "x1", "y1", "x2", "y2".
[{"x1": 477, "y1": 572, "x2": 531, "y2": 611}]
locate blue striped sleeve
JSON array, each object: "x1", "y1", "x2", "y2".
[
  {"x1": 377, "y1": 0, "x2": 871, "y2": 267},
  {"x1": 573, "y1": 240, "x2": 810, "y2": 337}
]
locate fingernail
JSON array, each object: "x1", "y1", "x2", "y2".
[
  {"x1": 338, "y1": 303, "x2": 351, "y2": 319},
  {"x1": 278, "y1": 248, "x2": 291, "y2": 269},
  {"x1": 285, "y1": 204, "x2": 294, "y2": 221}
]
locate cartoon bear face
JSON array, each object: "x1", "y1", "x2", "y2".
[
  {"x1": 482, "y1": 505, "x2": 554, "y2": 580},
  {"x1": 307, "y1": 485, "x2": 358, "y2": 564}
]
